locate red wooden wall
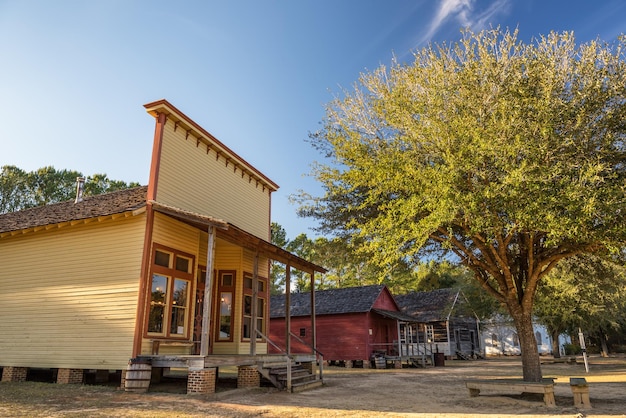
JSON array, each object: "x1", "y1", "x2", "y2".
[{"x1": 269, "y1": 312, "x2": 398, "y2": 361}]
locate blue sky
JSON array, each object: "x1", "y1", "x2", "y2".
[{"x1": 1, "y1": 0, "x2": 625, "y2": 240}]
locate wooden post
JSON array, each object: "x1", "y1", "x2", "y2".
[
  {"x1": 285, "y1": 264, "x2": 291, "y2": 355},
  {"x1": 200, "y1": 225, "x2": 216, "y2": 357},
  {"x1": 250, "y1": 252, "x2": 259, "y2": 355},
  {"x1": 310, "y1": 270, "x2": 316, "y2": 356}
]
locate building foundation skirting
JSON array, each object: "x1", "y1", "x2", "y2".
[
  {"x1": 1, "y1": 366, "x2": 28, "y2": 382},
  {"x1": 187, "y1": 368, "x2": 217, "y2": 394},
  {"x1": 237, "y1": 365, "x2": 260, "y2": 388},
  {"x1": 57, "y1": 368, "x2": 84, "y2": 384}
]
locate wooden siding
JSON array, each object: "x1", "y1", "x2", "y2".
[
  {"x1": 372, "y1": 289, "x2": 398, "y2": 311},
  {"x1": 155, "y1": 119, "x2": 271, "y2": 239},
  {"x1": 0, "y1": 215, "x2": 145, "y2": 369},
  {"x1": 270, "y1": 313, "x2": 377, "y2": 360}
]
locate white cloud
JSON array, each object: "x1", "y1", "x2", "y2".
[{"x1": 417, "y1": 0, "x2": 511, "y2": 46}]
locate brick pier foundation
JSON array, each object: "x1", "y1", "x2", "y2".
[
  {"x1": 187, "y1": 368, "x2": 217, "y2": 394},
  {"x1": 237, "y1": 365, "x2": 260, "y2": 388},
  {"x1": 1, "y1": 366, "x2": 27, "y2": 382}
]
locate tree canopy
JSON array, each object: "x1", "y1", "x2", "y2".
[
  {"x1": 0, "y1": 165, "x2": 140, "y2": 214},
  {"x1": 535, "y1": 254, "x2": 626, "y2": 356},
  {"x1": 299, "y1": 28, "x2": 626, "y2": 381}
]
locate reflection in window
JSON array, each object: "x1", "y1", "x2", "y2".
[
  {"x1": 219, "y1": 292, "x2": 232, "y2": 339},
  {"x1": 170, "y1": 278, "x2": 189, "y2": 335},
  {"x1": 149, "y1": 274, "x2": 168, "y2": 333}
]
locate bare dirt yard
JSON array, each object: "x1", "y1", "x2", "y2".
[{"x1": 1, "y1": 355, "x2": 625, "y2": 417}]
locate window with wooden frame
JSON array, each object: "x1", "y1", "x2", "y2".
[
  {"x1": 147, "y1": 245, "x2": 194, "y2": 338},
  {"x1": 242, "y1": 273, "x2": 268, "y2": 340},
  {"x1": 216, "y1": 270, "x2": 236, "y2": 341}
]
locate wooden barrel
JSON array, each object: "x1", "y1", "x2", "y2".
[
  {"x1": 375, "y1": 356, "x2": 386, "y2": 369},
  {"x1": 124, "y1": 358, "x2": 152, "y2": 392}
]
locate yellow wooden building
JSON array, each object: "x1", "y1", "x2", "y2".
[{"x1": 0, "y1": 99, "x2": 325, "y2": 393}]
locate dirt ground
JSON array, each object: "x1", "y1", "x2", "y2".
[{"x1": 1, "y1": 355, "x2": 625, "y2": 417}]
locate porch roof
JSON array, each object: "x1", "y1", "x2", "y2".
[
  {"x1": 372, "y1": 308, "x2": 419, "y2": 323},
  {"x1": 150, "y1": 200, "x2": 326, "y2": 274}
]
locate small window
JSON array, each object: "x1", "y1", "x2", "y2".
[
  {"x1": 299, "y1": 328, "x2": 306, "y2": 337},
  {"x1": 244, "y1": 277, "x2": 253, "y2": 289},
  {"x1": 258, "y1": 281, "x2": 264, "y2": 292},
  {"x1": 535, "y1": 331, "x2": 543, "y2": 346},
  {"x1": 175, "y1": 256, "x2": 190, "y2": 273},
  {"x1": 222, "y1": 274, "x2": 233, "y2": 287},
  {"x1": 154, "y1": 250, "x2": 170, "y2": 267}
]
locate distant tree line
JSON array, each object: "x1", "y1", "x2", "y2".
[{"x1": 0, "y1": 165, "x2": 140, "y2": 214}]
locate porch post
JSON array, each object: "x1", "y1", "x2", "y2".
[
  {"x1": 285, "y1": 264, "x2": 291, "y2": 354},
  {"x1": 250, "y1": 252, "x2": 259, "y2": 355},
  {"x1": 200, "y1": 225, "x2": 216, "y2": 357},
  {"x1": 310, "y1": 270, "x2": 316, "y2": 355},
  {"x1": 397, "y1": 321, "x2": 402, "y2": 361}
]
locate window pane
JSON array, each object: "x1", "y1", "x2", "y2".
[
  {"x1": 170, "y1": 306, "x2": 186, "y2": 335},
  {"x1": 257, "y1": 298, "x2": 264, "y2": 317},
  {"x1": 219, "y1": 292, "x2": 232, "y2": 339},
  {"x1": 149, "y1": 305, "x2": 164, "y2": 333},
  {"x1": 243, "y1": 317, "x2": 251, "y2": 339},
  {"x1": 197, "y1": 269, "x2": 206, "y2": 287},
  {"x1": 175, "y1": 256, "x2": 190, "y2": 273},
  {"x1": 244, "y1": 277, "x2": 252, "y2": 289},
  {"x1": 149, "y1": 274, "x2": 168, "y2": 333},
  {"x1": 173, "y1": 279, "x2": 188, "y2": 308},
  {"x1": 256, "y1": 318, "x2": 263, "y2": 335},
  {"x1": 258, "y1": 281, "x2": 264, "y2": 292},
  {"x1": 222, "y1": 274, "x2": 233, "y2": 287},
  {"x1": 244, "y1": 295, "x2": 252, "y2": 316},
  {"x1": 151, "y1": 274, "x2": 168, "y2": 304},
  {"x1": 154, "y1": 250, "x2": 170, "y2": 267}
]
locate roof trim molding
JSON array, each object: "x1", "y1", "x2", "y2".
[{"x1": 144, "y1": 99, "x2": 278, "y2": 192}]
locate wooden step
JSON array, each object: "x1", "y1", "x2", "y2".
[{"x1": 291, "y1": 379, "x2": 323, "y2": 393}]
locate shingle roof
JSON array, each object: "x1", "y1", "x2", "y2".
[
  {"x1": 270, "y1": 284, "x2": 386, "y2": 318},
  {"x1": 0, "y1": 186, "x2": 148, "y2": 234},
  {"x1": 394, "y1": 288, "x2": 460, "y2": 322}
]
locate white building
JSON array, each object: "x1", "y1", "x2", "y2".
[{"x1": 481, "y1": 315, "x2": 571, "y2": 356}]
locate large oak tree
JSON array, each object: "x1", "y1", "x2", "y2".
[{"x1": 299, "y1": 29, "x2": 626, "y2": 381}]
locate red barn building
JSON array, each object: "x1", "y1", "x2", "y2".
[{"x1": 270, "y1": 285, "x2": 414, "y2": 368}]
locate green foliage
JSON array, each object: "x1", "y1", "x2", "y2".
[
  {"x1": 0, "y1": 165, "x2": 140, "y2": 214},
  {"x1": 299, "y1": 28, "x2": 626, "y2": 381},
  {"x1": 535, "y1": 254, "x2": 626, "y2": 347}
]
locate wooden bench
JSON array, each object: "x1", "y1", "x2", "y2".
[
  {"x1": 465, "y1": 379, "x2": 556, "y2": 407},
  {"x1": 570, "y1": 377, "x2": 591, "y2": 409}
]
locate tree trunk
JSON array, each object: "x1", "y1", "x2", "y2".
[
  {"x1": 599, "y1": 330, "x2": 609, "y2": 358},
  {"x1": 550, "y1": 329, "x2": 561, "y2": 359},
  {"x1": 510, "y1": 311, "x2": 543, "y2": 382}
]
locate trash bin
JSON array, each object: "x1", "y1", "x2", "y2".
[{"x1": 434, "y1": 353, "x2": 445, "y2": 367}]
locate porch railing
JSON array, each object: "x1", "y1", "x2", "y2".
[
  {"x1": 256, "y1": 330, "x2": 324, "y2": 391},
  {"x1": 289, "y1": 331, "x2": 324, "y2": 383}
]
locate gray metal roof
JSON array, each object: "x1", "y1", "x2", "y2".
[{"x1": 270, "y1": 284, "x2": 387, "y2": 318}]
